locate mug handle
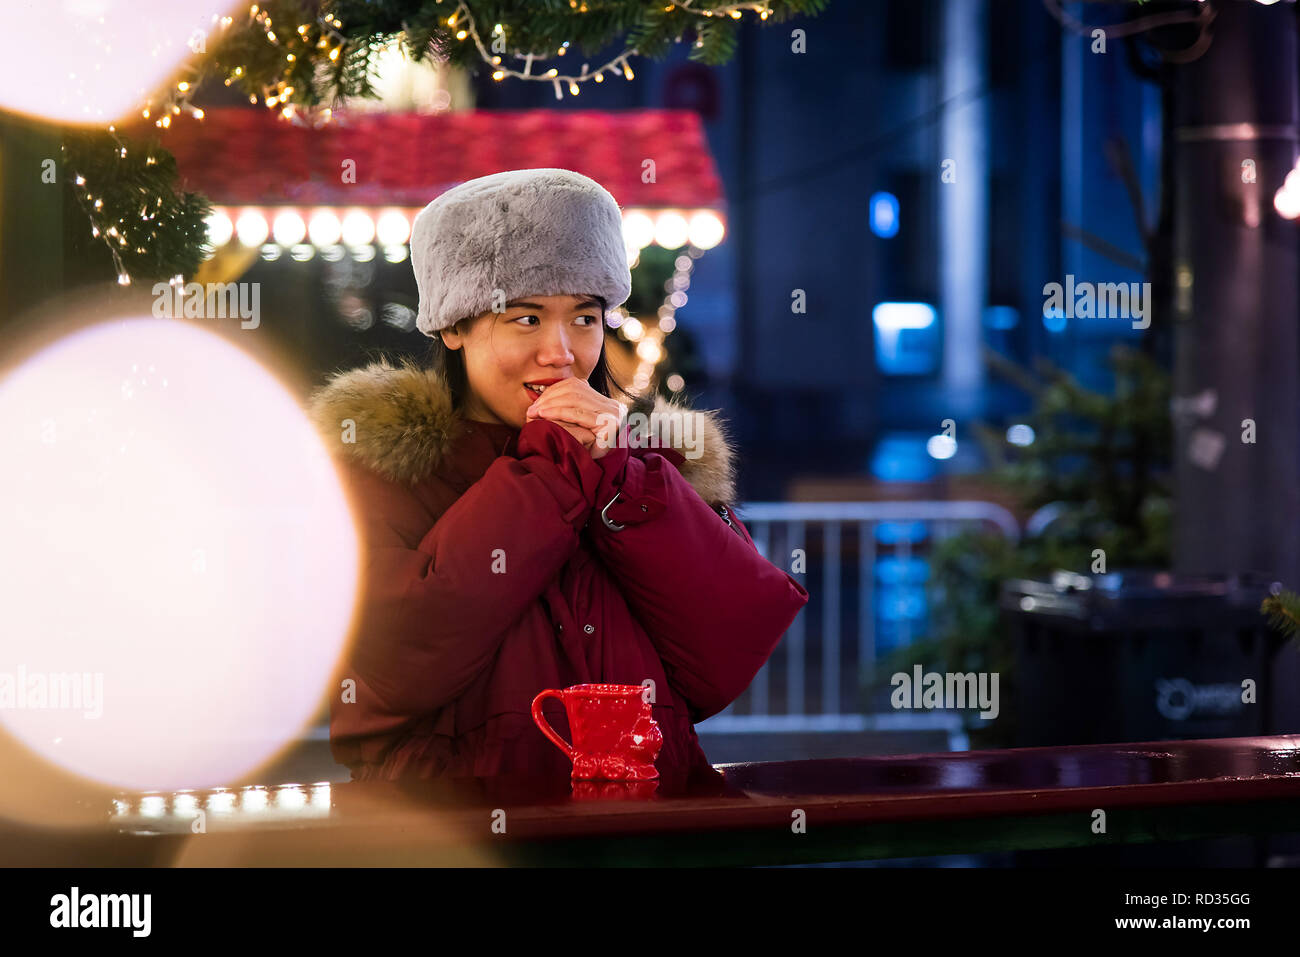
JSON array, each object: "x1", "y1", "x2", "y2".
[{"x1": 530, "y1": 690, "x2": 576, "y2": 760}]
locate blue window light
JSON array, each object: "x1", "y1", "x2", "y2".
[
  {"x1": 870, "y1": 434, "x2": 938, "y2": 482},
  {"x1": 873, "y1": 301, "x2": 939, "y2": 375},
  {"x1": 869, "y1": 191, "x2": 900, "y2": 238},
  {"x1": 983, "y1": 305, "x2": 1019, "y2": 329}
]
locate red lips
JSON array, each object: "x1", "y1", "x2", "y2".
[{"x1": 524, "y1": 377, "x2": 565, "y2": 406}]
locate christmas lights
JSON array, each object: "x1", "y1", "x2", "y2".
[
  {"x1": 449, "y1": 0, "x2": 775, "y2": 99},
  {"x1": 56, "y1": 1, "x2": 781, "y2": 285}
]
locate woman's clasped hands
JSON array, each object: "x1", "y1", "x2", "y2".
[{"x1": 525, "y1": 377, "x2": 627, "y2": 461}]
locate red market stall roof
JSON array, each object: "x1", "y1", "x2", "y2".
[{"x1": 147, "y1": 107, "x2": 725, "y2": 210}]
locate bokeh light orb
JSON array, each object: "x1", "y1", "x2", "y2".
[
  {"x1": 272, "y1": 210, "x2": 307, "y2": 247},
  {"x1": 926, "y1": 434, "x2": 957, "y2": 460},
  {"x1": 0, "y1": 1, "x2": 233, "y2": 125},
  {"x1": 0, "y1": 317, "x2": 359, "y2": 804},
  {"x1": 375, "y1": 210, "x2": 412, "y2": 246},
  {"x1": 308, "y1": 210, "x2": 343, "y2": 247},
  {"x1": 622, "y1": 211, "x2": 655, "y2": 250},
  {"x1": 205, "y1": 210, "x2": 234, "y2": 249},
  {"x1": 687, "y1": 211, "x2": 726, "y2": 250},
  {"x1": 235, "y1": 210, "x2": 269, "y2": 247},
  {"x1": 653, "y1": 211, "x2": 690, "y2": 250},
  {"x1": 341, "y1": 210, "x2": 376, "y2": 246}
]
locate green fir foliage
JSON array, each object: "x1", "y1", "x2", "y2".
[
  {"x1": 872, "y1": 345, "x2": 1174, "y2": 748},
  {"x1": 61, "y1": 129, "x2": 212, "y2": 285}
]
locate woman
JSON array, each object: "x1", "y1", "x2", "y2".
[{"x1": 307, "y1": 169, "x2": 809, "y2": 788}]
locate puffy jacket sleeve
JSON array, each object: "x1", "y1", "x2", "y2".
[
  {"x1": 339, "y1": 419, "x2": 605, "y2": 720},
  {"x1": 586, "y1": 435, "x2": 810, "y2": 724}
]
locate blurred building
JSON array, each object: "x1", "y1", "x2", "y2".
[{"x1": 473, "y1": 0, "x2": 1160, "y2": 500}]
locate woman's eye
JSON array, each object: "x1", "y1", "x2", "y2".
[{"x1": 510, "y1": 314, "x2": 599, "y2": 327}]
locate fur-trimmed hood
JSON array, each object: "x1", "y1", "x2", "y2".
[{"x1": 305, "y1": 356, "x2": 738, "y2": 505}]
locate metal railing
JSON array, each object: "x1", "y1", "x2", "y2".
[
  {"x1": 700, "y1": 501, "x2": 1021, "y2": 750},
  {"x1": 303, "y1": 500, "x2": 1022, "y2": 752}
]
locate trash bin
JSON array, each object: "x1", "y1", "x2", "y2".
[{"x1": 1001, "y1": 570, "x2": 1300, "y2": 747}]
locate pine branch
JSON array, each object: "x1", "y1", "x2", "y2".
[
  {"x1": 61, "y1": 129, "x2": 212, "y2": 285},
  {"x1": 689, "y1": 16, "x2": 740, "y2": 65},
  {"x1": 981, "y1": 345, "x2": 1047, "y2": 398},
  {"x1": 1261, "y1": 590, "x2": 1300, "y2": 645},
  {"x1": 979, "y1": 343, "x2": 1173, "y2": 559}
]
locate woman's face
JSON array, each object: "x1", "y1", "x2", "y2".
[{"x1": 441, "y1": 293, "x2": 606, "y2": 427}]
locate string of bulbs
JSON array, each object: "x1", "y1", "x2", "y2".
[
  {"x1": 64, "y1": 126, "x2": 167, "y2": 286},
  {"x1": 445, "y1": 0, "x2": 775, "y2": 100},
  {"x1": 68, "y1": 1, "x2": 769, "y2": 284}
]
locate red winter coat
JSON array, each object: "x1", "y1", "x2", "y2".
[{"x1": 306, "y1": 357, "x2": 809, "y2": 786}]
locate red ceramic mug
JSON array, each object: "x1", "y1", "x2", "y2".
[{"x1": 531, "y1": 683, "x2": 663, "y2": 780}]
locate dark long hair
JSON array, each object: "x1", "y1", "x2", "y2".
[{"x1": 426, "y1": 296, "x2": 635, "y2": 410}]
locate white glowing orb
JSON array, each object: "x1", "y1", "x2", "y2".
[
  {"x1": 654, "y1": 211, "x2": 690, "y2": 249},
  {"x1": 375, "y1": 210, "x2": 412, "y2": 246},
  {"x1": 622, "y1": 211, "x2": 655, "y2": 250},
  {"x1": 0, "y1": 318, "x2": 359, "y2": 795},
  {"x1": 1007, "y1": 423, "x2": 1036, "y2": 447},
  {"x1": 1274, "y1": 185, "x2": 1300, "y2": 220},
  {"x1": 205, "y1": 210, "x2": 234, "y2": 248},
  {"x1": 235, "y1": 210, "x2": 269, "y2": 247},
  {"x1": 687, "y1": 211, "x2": 725, "y2": 250},
  {"x1": 0, "y1": 1, "x2": 232, "y2": 125},
  {"x1": 272, "y1": 210, "x2": 307, "y2": 246},
  {"x1": 341, "y1": 210, "x2": 376, "y2": 246},
  {"x1": 307, "y1": 210, "x2": 343, "y2": 247},
  {"x1": 927, "y1": 434, "x2": 957, "y2": 460},
  {"x1": 636, "y1": 338, "x2": 663, "y2": 363}
]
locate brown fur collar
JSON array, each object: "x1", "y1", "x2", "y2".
[{"x1": 305, "y1": 356, "x2": 737, "y2": 505}]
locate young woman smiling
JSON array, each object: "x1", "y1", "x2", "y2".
[
  {"x1": 307, "y1": 169, "x2": 808, "y2": 789},
  {"x1": 437, "y1": 292, "x2": 626, "y2": 455}
]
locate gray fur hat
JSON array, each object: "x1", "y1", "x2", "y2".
[{"x1": 410, "y1": 168, "x2": 633, "y2": 336}]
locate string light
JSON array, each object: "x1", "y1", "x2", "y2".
[
  {"x1": 129, "y1": 13, "x2": 242, "y2": 127},
  {"x1": 199, "y1": 4, "x2": 342, "y2": 127},
  {"x1": 615, "y1": 225, "x2": 711, "y2": 393},
  {"x1": 443, "y1": 0, "x2": 775, "y2": 99},
  {"x1": 667, "y1": 1, "x2": 774, "y2": 18},
  {"x1": 62, "y1": 125, "x2": 173, "y2": 287},
  {"x1": 448, "y1": 1, "x2": 644, "y2": 100},
  {"x1": 66, "y1": 1, "x2": 752, "y2": 287}
]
